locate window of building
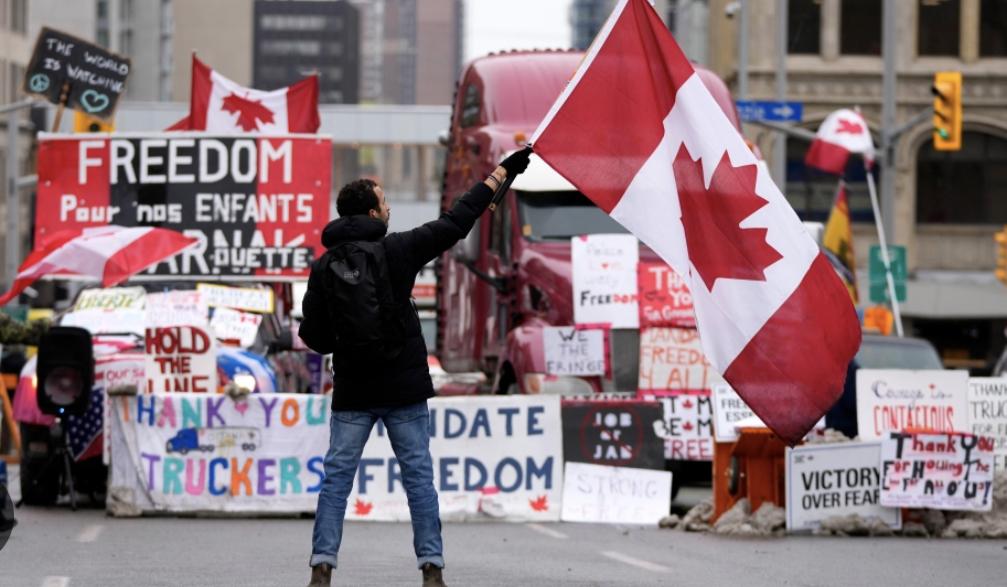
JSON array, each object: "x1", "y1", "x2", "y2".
[
  {"x1": 917, "y1": 131, "x2": 1007, "y2": 224},
  {"x1": 324, "y1": 67, "x2": 342, "y2": 82},
  {"x1": 327, "y1": 42, "x2": 344, "y2": 57},
  {"x1": 260, "y1": 14, "x2": 326, "y2": 31},
  {"x1": 8, "y1": 62, "x2": 23, "y2": 101},
  {"x1": 259, "y1": 40, "x2": 322, "y2": 56},
  {"x1": 788, "y1": 0, "x2": 821, "y2": 54},
  {"x1": 980, "y1": 0, "x2": 1007, "y2": 56},
  {"x1": 840, "y1": 0, "x2": 881, "y2": 55},
  {"x1": 918, "y1": 0, "x2": 960, "y2": 56},
  {"x1": 11, "y1": 0, "x2": 26, "y2": 33},
  {"x1": 785, "y1": 137, "x2": 876, "y2": 223}
]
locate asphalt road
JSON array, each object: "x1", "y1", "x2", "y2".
[{"x1": 2, "y1": 498, "x2": 1006, "y2": 587}]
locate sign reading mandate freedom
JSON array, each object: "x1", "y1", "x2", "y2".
[{"x1": 35, "y1": 133, "x2": 333, "y2": 279}]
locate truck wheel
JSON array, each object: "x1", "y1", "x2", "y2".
[{"x1": 18, "y1": 424, "x2": 60, "y2": 506}]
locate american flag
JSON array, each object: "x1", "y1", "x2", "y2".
[{"x1": 66, "y1": 386, "x2": 104, "y2": 461}]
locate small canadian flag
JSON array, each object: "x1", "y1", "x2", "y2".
[
  {"x1": 804, "y1": 108, "x2": 875, "y2": 175},
  {"x1": 169, "y1": 55, "x2": 320, "y2": 133}
]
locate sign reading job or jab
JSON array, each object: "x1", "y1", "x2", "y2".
[
  {"x1": 35, "y1": 133, "x2": 332, "y2": 279},
  {"x1": 345, "y1": 396, "x2": 563, "y2": 522},
  {"x1": 23, "y1": 27, "x2": 131, "y2": 119}
]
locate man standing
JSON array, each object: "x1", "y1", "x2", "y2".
[{"x1": 299, "y1": 148, "x2": 532, "y2": 587}]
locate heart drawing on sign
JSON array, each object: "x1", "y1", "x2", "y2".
[{"x1": 80, "y1": 89, "x2": 110, "y2": 113}]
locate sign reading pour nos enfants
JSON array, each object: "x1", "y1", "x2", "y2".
[
  {"x1": 35, "y1": 133, "x2": 332, "y2": 279},
  {"x1": 23, "y1": 27, "x2": 130, "y2": 119}
]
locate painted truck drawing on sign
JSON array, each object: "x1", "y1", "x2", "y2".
[{"x1": 166, "y1": 427, "x2": 261, "y2": 454}]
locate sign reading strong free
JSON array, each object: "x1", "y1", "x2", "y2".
[{"x1": 35, "y1": 133, "x2": 332, "y2": 279}]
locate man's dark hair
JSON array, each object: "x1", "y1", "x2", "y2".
[{"x1": 337, "y1": 179, "x2": 379, "y2": 217}]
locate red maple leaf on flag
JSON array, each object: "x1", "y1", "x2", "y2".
[
  {"x1": 682, "y1": 421, "x2": 694, "y2": 432},
  {"x1": 681, "y1": 398, "x2": 694, "y2": 409},
  {"x1": 835, "y1": 119, "x2": 863, "y2": 134},
  {"x1": 673, "y1": 146, "x2": 783, "y2": 291},
  {"x1": 529, "y1": 495, "x2": 549, "y2": 512},
  {"x1": 354, "y1": 499, "x2": 373, "y2": 516},
  {"x1": 221, "y1": 92, "x2": 275, "y2": 131}
]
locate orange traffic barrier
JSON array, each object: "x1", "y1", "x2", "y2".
[{"x1": 712, "y1": 427, "x2": 787, "y2": 522}]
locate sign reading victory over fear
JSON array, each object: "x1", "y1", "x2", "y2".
[
  {"x1": 23, "y1": 27, "x2": 131, "y2": 119},
  {"x1": 35, "y1": 133, "x2": 332, "y2": 279}
]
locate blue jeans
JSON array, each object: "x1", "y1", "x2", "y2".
[{"x1": 310, "y1": 400, "x2": 444, "y2": 570}]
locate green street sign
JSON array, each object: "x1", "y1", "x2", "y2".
[{"x1": 869, "y1": 245, "x2": 907, "y2": 303}]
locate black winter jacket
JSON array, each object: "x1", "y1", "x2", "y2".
[{"x1": 299, "y1": 181, "x2": 494, "y2": 410}]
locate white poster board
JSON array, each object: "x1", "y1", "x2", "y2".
[
  {"x1": 967, "y1": 377, "x2": 1007, "y2": 472},
  {"x1": 712, "y1": 383, "x2": 762, "y2": 442},
  {"x1": 856, "y1": 369, "x2": 970, "y2": 441},
  {"x1": 880, "y1": 431, "x2": 995, "y2": 511},
  {"x1": 209, "y1": 307, "x2": 263, "y2": 348},
  {"x1": 543, "y1": 327, "x2": 605, "y2": 376},
  {"x1": 62, "y1": 286, "x2": 146, "y2": 336},
  {"x1": 638, "y1": 327, "x2": 719, "y2": 392},
  {"x1": 571, "y1": 234, "x2": 638, "y2": 328},
  {"x1": 145, "y1": 290, "x2": 208, "y2": 328},
  {"x1": 197, "y1": 283, "x2": 275, "y2": 314},
  {"x1": 646, "y1": 392, "x2": 713, "y2": 461},
  {"x1": 786, "y1": 442, "x2": 901, "y2": 532},
  {"x1": 144, "y1": 325, "x2": 217, "y2": 394},
  {"x1": 560, "y1": 462, "x2": 671, "y2": 524}
]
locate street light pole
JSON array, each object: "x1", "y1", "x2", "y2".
[
  {"x1": 773, "y1": 0, "x2": 788, "y2": 187},
  {"x1": 880, "y1": 0, "x2": 897, "y2": 243}
]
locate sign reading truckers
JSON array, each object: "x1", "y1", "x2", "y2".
[
  {"x1": 35, "y1": 133, "x2": 333, "y2": 279},
  {"x1": 23, "y1": 27, "x2": 131, "y2": 119}
]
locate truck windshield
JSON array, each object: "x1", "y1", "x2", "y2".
[{"x1": 517, "y1": 191, "x2": 629, "y2": 240}]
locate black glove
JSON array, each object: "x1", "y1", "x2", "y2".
[{"x1": 499, "y1": 146, "x2": 533, "y2": 178}]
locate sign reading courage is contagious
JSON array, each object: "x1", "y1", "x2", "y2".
[
  {"x1": 35, "y1": 133, "x2": 333, "y2": 279},
  {"x1": 23, "y1": 27, "x2": 131, "y2": 119}
]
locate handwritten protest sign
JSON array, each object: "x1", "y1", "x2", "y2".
[
  {"x1": 561, "y1": 400, "x2": 665, "y2": 469},
  {"x1": 786, "y1": 442, "x2": 900, "y2": 532},
  {"x1": 145, "y1": 290, "x2": 208, "y2": 328},
  {"x1": 712, "y1": 383, "x2": 762, "y2": 442},
  {"x1": 645, "y1": 392, "x2": 713, "y2": 461},
  {"x1": 638, "y1": 327, "x2": 717, "y2": 392},
  {"x1": 967, "y1": 377, "x2": 1007, "y2": 472},
  {"x1": 62, "y1": 286, "x2": 146, "y2": 336},
  {"x1": 24, "y1": 27, "x2": 131, "y2": 119},
  {"x1": 98, "y1": 355, "x2": 147, "y2": 464},
  {"x1": 637, "y1": 261, "x2": 694, "y2": 328},
  {"x1": 880, "y1": 431, "x2": 995, "y2": 511},
  {"x1": 560, "y1": 462, "x2": 671, "y2": 524},
  {"x1": 145, "y1": 325, "x2": 217, "y2": 394},
  {"x1": 543, "y1": 327, "x2": 605, "y2": 376},
  {"x1": 571, "y1": 234, "x2": 638, "y2": 328},
  {"x1": 856, "y1": 369, "x2": 970, "y2": 441},
  {"x1": 209, "y1": 307, "x2": 263, "y2": 348},
  {"x1": 197, "y1": 283, "x2": 275, "y2": 314},
  {"x1": 35, "y1": 134, "x2": 332, "y2": 279}
]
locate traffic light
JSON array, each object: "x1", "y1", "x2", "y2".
[
  {"x1": 932, "y1": 71, "x2": 962, "y2": 151},
  {"x1": 995, "y1": 226, "x2": 1007, "y2": 286},
  {"x1": 73, "y1": 111, "x2": 114, "y2": 133}
]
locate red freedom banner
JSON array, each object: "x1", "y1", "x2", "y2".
[
  {"x1": 637, "y1": 261, "x2": 695, "y2": 328},
  {"x1": 35, "y1": 133, "x2": 332, "y2": 279}
]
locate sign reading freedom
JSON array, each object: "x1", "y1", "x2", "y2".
[{"x1": 35, "y1": 133, "x2": 333, "y2": 279}]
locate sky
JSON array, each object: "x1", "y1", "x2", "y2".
[{"x1": 463, "y1": 0, "x2": 574, "y2": 62}]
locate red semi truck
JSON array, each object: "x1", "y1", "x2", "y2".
[{"x1": 435, "y1": 49, "x2": 743, "y2": 397}]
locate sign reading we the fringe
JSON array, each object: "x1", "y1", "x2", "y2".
[
  {"x1": 880, "y1": 431, "x2": 996, "y2": 511},
  {"x1": 543, "y1": 327, "x2": 605, "y2": 376}
]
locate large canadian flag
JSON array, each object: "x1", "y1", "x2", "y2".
[
  {"x1": 169, "y1": 55, "x2": 320, "y2": 133},
  {"x1": 804, "y1": 108, "x2": 875, "y2": 175},
  {"x1": 531, "y1": 0, "x2": 860, "y2": 444}
]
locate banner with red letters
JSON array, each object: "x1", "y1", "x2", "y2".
[
  {"x1": 637, "y1": 262, "x2": 695, "y2": 328},
  {"x1": 35, "y1": 132, "x2": 332, "y2": 279}
]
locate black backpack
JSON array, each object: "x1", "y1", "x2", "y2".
[{"x1": 321, "y1": 240, "x2": 406, "y2": 366}]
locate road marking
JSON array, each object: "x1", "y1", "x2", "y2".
[
  {"x1": 525, "y1": 523, "x2": 568, "y2": 540},
  {"x1": 601, "y1": 551, "x2": 671, "y2": 573},
  {"x1": 76, "y1": 524, "x2": 104, "y2": 543},
  {"x1": 41, "y1": 577, "x2": 70, "y2": 587}
]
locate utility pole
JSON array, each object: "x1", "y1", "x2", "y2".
[
  {"x1": 773, "y1": 0, "x2": 788, "y2": 187},
  {"x1": 880, "y1": 0, "x2": 897, "y2": 242}
]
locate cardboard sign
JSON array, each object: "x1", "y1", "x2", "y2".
[
  {"x1": 967, "y1": 377, "x2": 1007, "y2": 472},
  {"x1": 344, "y1": 396, "x2": 564, "y2": 522},
  {"x1": 543, "y1": 327, "x2": 605, "y2": 376},
  {"x1": 571, "y1": 234, "x2": 638, "y2": 328},
  {"x1": 209, "y1": 307, "x2": 263, "y2": 348},
  {"x1": 62, "y1": 287, "x2": 146, "y2": 336},
  {"x1": 35, "y1": 134, "x2": 332, "y2": 279},
  {"x1": 145, "y1": 325, "x2": 218, "y2": 394},
  {"x1": 560, "y1": 462, "x2": 672, "y2": 524},
  {"x1": 197, "y1": 283, "x2": 275, "y2": 314},
  {"x1": 638, "y1": 327, "x2": 718, "y2": 392},
  {"x1": 646, "y1": 392, "x2": 713, "y2": 461},
  {"x1": 108, "y1": 393, "x2": 333, "y2": 513},
  {"x1": 98, "y1": 355, "x2": 147, "y2": 464},
  {"x1": 856, "y1": 369, "x2": 970, "y2": 441},
  {"x1": 23, "y1": 27, "x2": 131, "y2": 119},
  {"x1": 560, "y1": 400, "x2": 665, "y2": 470},
  {"x1": 145, "y1": 291, "x2": 208, "y2": 328},
  {"x1": 785, "y1": 442, "x2": 901, "y2": 532},
  {"x1": 880, "y1": 431, "x2": 996, "y2": 511},
  {"x1": 637, "y1": 261, "x2": 695, "y2": 328},
  {"x1": 712, "y1": 383, "x2": 762, "y2": 443}
]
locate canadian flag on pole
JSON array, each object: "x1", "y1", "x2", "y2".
[
  {"x1": 804, "y1": 108, "x2": 875, "y2": 175},
  {"x1": 531, "y1": 0, "x2": 860, "y2": 444},
  {"x1": 169, "y1": 55, "x2": 320, "y2": 133}
]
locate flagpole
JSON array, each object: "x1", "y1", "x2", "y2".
[{"x1": 863, "y1": 161, "x2": 904, "y2": 337}]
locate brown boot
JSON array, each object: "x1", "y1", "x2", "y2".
[
  {"x1": 308, "y1": 563, "x2": 332, "y2": 587},
  {"x1": 421, "y1": 563, "x2": 447, "y2": 587}
]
